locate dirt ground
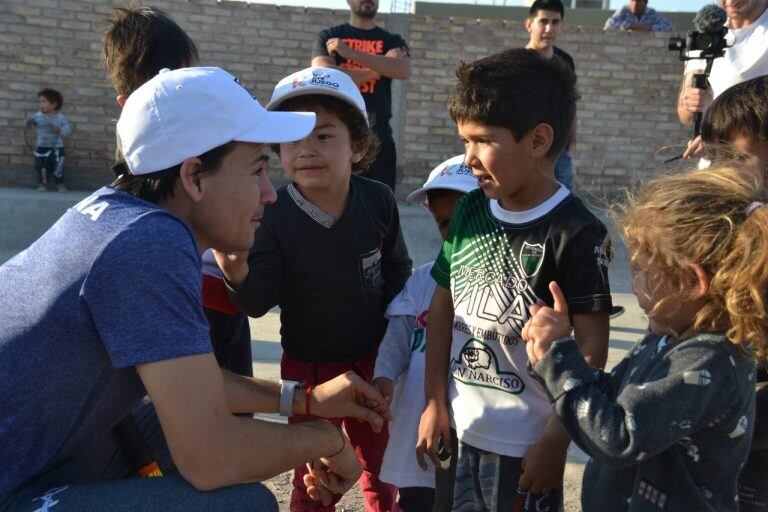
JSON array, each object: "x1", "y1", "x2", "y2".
[{"x1": 264, "y1": 457, "x2": 585, "y2": 511}]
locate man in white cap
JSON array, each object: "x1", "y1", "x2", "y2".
[{"x1": 0, "y1": 67, "x2": 390, "y2": 511}]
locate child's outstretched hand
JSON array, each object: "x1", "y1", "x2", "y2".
[
  {"x1": 522, "y1": 281, "x2": 571, "y2": 365},
  {"x1": 372, "y1": 377, "x2": 394, "y2": 406}
]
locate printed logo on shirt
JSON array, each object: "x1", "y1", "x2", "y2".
[
  {"x1": 519, "y1": 242, "x2": 545, "y2": 278},
  {"x1": 594, "y1": 245, "x2": 610, "y2": 267},
  {"x1": 359, "y1": 246, "x2": 382, "y2": 289},
  {"x1": 73, "y1": 194, "x2": 109, "y2": 221},
  {"x1": 410, "y1": 327, "x2": 426, "y2": 353},
  {"x1": 450, "y1": 338, "x2": 525, "y2": 395}
]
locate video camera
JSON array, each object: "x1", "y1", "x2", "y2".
[{"x1": 667, "y1": 4, "x2": 729, "y2": 138}]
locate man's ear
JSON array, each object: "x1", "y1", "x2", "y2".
[
  {"x1": 524, "y1": 18, "x2": 533, "y2": 33},
  {"x1": 685, "y1": 263, "x2": 710, "y2": 301},
  {"x1": 178, "y1": 158, "x2": 205, "y2": 202},
  {"x1": 528, "y1": 123, "x2": 554, "y2": 158},
  {"x1": 116, "y1": 95, "x2": 127, "y2": 109}
]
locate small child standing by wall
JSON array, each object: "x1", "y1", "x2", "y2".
[
  {"x1": 373, "y1": 154, "x2": 478, "y2": 512},
  {"x1": 525, "y1": 164, "x2": 766, "y2": 511},
  {"x1": 28, "y1": 88, "x2": 70, "y2": 191}
]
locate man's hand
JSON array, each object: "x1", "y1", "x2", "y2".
[
  {"x1": 522, "y1": 281, "x2": 571, "y2": 365},
  {"x1": 308, "y1": 372, "x2": 392, "y2": 433},
  {"x1": 211, "y1": 250, "x2": 250, "y2": 286},
  {"x1": 372, "y1": 377, "x2": 394, "y2": 405},
  {"x1": 415, "y1": 400, "x2": 451, "y2": 470},
  {"x1": 680, "y1": 85, "x2": 713, "y2": 115},
  {"x1": 326, "y1": 38, "x2": 353, "y2": 60},
  {"x1": 304, "y1": 431, "x2": 362, "y2": 506},
  {"x1": 518, "y1": 435, "x2": 568, "y2": 494},
  {"x1": 683, "y1": 135, "x2": 707, "y2": 160},
  {"x1": 385, "y1": 47, "x2": 408, "y2": 58}
]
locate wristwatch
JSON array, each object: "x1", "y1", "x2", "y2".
[{"x1": 278, "y1": 380, "x2": 302, "y2": 417}]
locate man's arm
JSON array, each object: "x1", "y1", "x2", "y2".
[
  {"x1": 138, "y1": 353, "x2": 358, "y2": 490},
  {"x1": 325, "y1": 38, "x2": 412, "y2": 80},
  {"x1": 415, "y1": 284, "x2": 454, "y2": 469},
  {"x1": 221, "y1": 368, "x2": 390, "y2": 430},
  {"x1": 311, "y1": 55, "x2": 381, "y2": 85}
]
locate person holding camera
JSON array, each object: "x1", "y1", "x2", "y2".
[{"x1": 678, "y1": 0, "x2": 768, "y2": 159}]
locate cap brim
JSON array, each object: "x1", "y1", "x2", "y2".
[
  {"x1": 406, "y1": 183, "x2": 475, "y2": 204},
  {"x1": 234, "y1": 111, "x2": 316, "y2": 144}
]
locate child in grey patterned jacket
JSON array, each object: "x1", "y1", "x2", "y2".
[{"x1": 523, "y1": 164, "x2": 768, "y2": 511}]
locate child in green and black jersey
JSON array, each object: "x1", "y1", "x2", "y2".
[{"x1": 416, "y1": 49, "x2": 612, "y2": 511}]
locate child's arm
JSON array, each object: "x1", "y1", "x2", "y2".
[
  {"x1": 380, "y1": 196, "x2": 413, "y2": 305},
  {"x1": 55, "y1": 114, "x2": 71, "y2": 138},
  {"x1": 373, "y1": 315, "x2": 417, "y2": 403},
  {"x1": 415, "y1": 284, "x2": 454, "y2": 470},
  {"x1": 224, "y1": 223, "x2": 282, "y2": 318},
  {"x1": 525, "y1": 283, "x2": 745, "y2": 466}
]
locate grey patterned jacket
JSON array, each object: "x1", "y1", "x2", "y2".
[{"x1": 533, "y1": 333, "x2": 755, "y2": 511}]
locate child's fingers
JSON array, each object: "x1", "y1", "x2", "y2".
[
  {"x1": 528, "y1": 298, "x2": 546, "y2": 317},
  {"x1": 415, "y1": 438, "x2": 429, "y2": 470},
  {"x1": 549, "y1": 281, "x2": 568, "y2": 315}
]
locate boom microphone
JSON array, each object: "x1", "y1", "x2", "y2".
[{"x1": 693, "y1": 4, "x2": 728, "y2": 33}]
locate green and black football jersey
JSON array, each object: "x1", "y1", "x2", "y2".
[{"x1": 431, "y1": 186, "x2": 612, "y2": 456}]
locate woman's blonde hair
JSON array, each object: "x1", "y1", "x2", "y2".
[{"x1": 616, "y1": 164, "x2": 768, "y2": 357}]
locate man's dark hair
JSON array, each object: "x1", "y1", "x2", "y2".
[
  {"x1": 102, "y1": 6, "x2": 198, "y2": 97},
  {"x1": 529, "y1": 0, "x2": 565, "y2": 19},
  {"x1": 37, "y1": 88, "x2": 63, "y2": 110},
  {"x1": 701, "y1": 76, "x2": 768, "y2": 146},
  {"x1": 111, "y1": 142, "x2": 237, "y2": 204},
  {"x1": 272, "y1": 95, "x2": 379, "y2": 174},
  {"x1": 448, "y1": 49, "x2": 577, "y2": 159}
]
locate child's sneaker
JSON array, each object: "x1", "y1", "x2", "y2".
[{"x1": 56, "y1": 184, "x2": 67, "y2": 192}]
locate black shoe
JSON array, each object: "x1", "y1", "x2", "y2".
[{"x1": 610, "y1": 305, "x2": 625, "y2": 319}]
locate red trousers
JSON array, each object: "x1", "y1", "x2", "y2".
[{"x1": 281, "y1": 351, "x2": 399, "y2": 512}]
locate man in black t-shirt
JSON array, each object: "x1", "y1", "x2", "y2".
[
  {"x1": 525, "y1": 0, "x2": 577, "y2": 191},
  {"x1": 312, "y1": 0, "x2": 412, "y2": 191}
]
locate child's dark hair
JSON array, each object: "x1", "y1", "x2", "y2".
[
  {"x1": 529, "y1": 0, "x2": 565, "y2": 18},
  {"x1": 37, "y1": 88, "x2": 63, "y2": 110},
  {"x1": 102, "y1": 6, "x2": 198, "y2": 97},
  {"x1": 617, "y1": 164, "x2": 768, "y2": 357},
  {"x1": 448, "y1": 49, "x2": 577, "y2": 159},
  {"x1": 111, "y1": 142, "x2": 236, "y2": 205},
  {"x1": 272, "y1": 95, "x2": 379, "y2": 174},
  {"x1": 701, "y1": 76, "x2": 768, "y2": 158}
]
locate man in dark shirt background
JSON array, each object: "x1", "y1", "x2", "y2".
[
  {"x1": 525, "y1": 0, "x2": 577, "y2": 191},
  {"x1": 312, "y1": 0, "x2": 412, "y2": 191}
]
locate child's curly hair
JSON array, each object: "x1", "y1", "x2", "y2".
[{"x1": 616, "y1": 164, "x2": 768, "y2": 358}]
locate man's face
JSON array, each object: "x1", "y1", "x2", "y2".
[
  {"x1": 629, "y1": 0, "x2": 648, "y2": 17},
  {"x1": 719, "y1": 0, "x2": 761, "y2": 21},
  {"x1": 525, "y1": 10, "x2": 563, "y2": 51},
  {"x1": 348, "y1": 0, "x2": 378, "y2": 19},
  {"x1": 193, "y1": 142, "x2": 276, "y2": 252}
]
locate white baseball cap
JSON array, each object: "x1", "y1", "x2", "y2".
[
  {"x1": 406, "y1": 154, "x2": 479, "y2": 204},
  {"x1": 117, "y1": 67, "x2": 316, "y2": 175},
  {"x1": 266, "y1": 67, "x2": 368, "y2": 123}
]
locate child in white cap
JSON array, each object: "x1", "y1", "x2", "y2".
[
  {"x1": 372, "y1": 155, "x2": 478, "y2": 512},
  {"x1": 221, "y1": 67, "x2": 412, "y2": 511}
]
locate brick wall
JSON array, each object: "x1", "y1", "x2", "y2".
[{"x1": 0, "y1": 0, "x2": 689, "y2": 198}]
